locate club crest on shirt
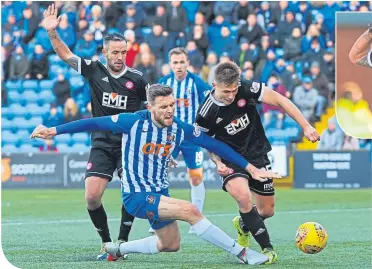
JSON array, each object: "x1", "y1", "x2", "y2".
[
  {"x1": 193, "y1": 125, "x2": 201, "y2": 137},
  {"x1": 111, "y1": 114, "x2": 119, "y2": 122},
  {"x1": 167, "y1": 133, "x2": 175, "y2": 142},
  {"x1": 250, "y1": 82, "x2": 260, "y2": 93},
  {"x1": 146, "y1": 195, "x2": 156, "y2": 204},
  {"x1": 125, "y1": 81, "x2": 134, "y2": 89},
  {"x1": 237, "y1": 99, "x2": 246, "y2": 107}
]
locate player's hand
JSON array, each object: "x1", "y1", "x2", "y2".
[
  {"x1": 168, "y1": 157, "x2": 178, "y2": 168},
  {"x1": 303, "y1": 124, "x2": 320, "y2": 143},
  {"x1": 42, "y1": 4, "x2": 62, "y2": 31},
  {"x1": 30, "y1": 125, "x2": 57, "y2": 139},
  {"x1": 246, "y1": 163, "x2": 281, "y2": 182},
  {"x1": 215, "y1": 160, "x2": 231, "y2": 176}
]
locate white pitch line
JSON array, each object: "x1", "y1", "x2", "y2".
[{"x1": 2, "y1": 208, "x2": 371, "y2": 226}]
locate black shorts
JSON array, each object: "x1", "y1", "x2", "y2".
[
  {"x1": 221, "y1": 154, "x2": 275, "y2": 196},
  {"x1": 85, "y1": 145, "x2": 122, "y2": 182}
]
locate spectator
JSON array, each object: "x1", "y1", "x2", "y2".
[
  {"x1": 272, "y1": 0, "x2": 288, "y2": 24},
  {"x1": 304, "y1": 37, "x2": 326, "y2": 68},
  {"x1": 301, "y1": 24, "x2": 326, "y2": 53},
  {"x1": 52, "y1": 73, "x2": 71, "y2": 107},
  {"x1": 192, "y1": 24, "x2": 209, "y2": 59},
  {"x1": 310, "y1": 61, "x2": 330, "y2": 120},
  {"x1": 320, "y1": 49, "x2": 335, "y2": 92},
  {"x1": 2, "y1": 33, "x2": 15, "y2": 80},
  {"x1": 219, "y1": 52, "x2": 231, "y2": 63},
  {"x1": 145, "y1": 24, "x2": 167, "y2": 73},
  {"x1": 314, "y1": 13, "x2": 328, "y2": 37},
  {"x1": 82, "y1": 102, "x2": 92, "y2": 119},
  {"x1": 39, "y1": 139, "x2": 58, "y2": 152},
  {"x1": 77, "y1": 1, "x2": 93, "y2": 22},
  {"x1": 43, "y1": 106, "x2": 64, "y2": 127},
  {"x1": 9, "y1": 45, "x2": 30, "y2": 81},
  {"x1": 118, "y1": 3, "x2": 144, "y2": 28},
  {"x1": 198, "y1": 1, "x2": 214, "y2": 24},
  {"x1": 238, "y1": 14, "x2": 265, "y2": 45},
  {"x1": 297, "y1": 1, "x2": 313, "y2": 33},
  {"x1": 257, "y1": 1, "x2": 274, "y2": 30},
  {"x1": 283, "y1": 28, "x2": 302, "y2": 61},
  {"x1": 90, "y1": 4, "x2": 104, "y2": 22},
  {"x1": 64, "y1": 98, "x2": 82, "y2": 123},
  {"x1": 74, "y1": 30, "x2": 98, "y2": 59},
  {"x1": 234, "y1": 38, "x2": 259, "y2": 69},
  {"x1": 201, "y1": 51, "x2": 218, "y2": 85},
  {"x1": 88, "y1": 17, "x2": 106, "y2": 46},
  {"x1": 213, "y1": 1, "x2": 236, "y2": 23},
  {"x1": 212, "y1": 26, "x2": 237, "y2": 58},
  {"x1": 243, "y1": 68, "x2": 255, "y2": 81},
  {"x1": 76, "y1": 19, "x2": 89, "y2": 40},
  {"x1": 276, "y1": 10, "x2": 301, "y2": 46},
  {"x1": 124, "y1": 30, "x2": 139, "y2": 68},
  {"x1": 260, "y1": 49, "x2": 276, "y2": 83},
  {"x1": 29, "y1": 45, "x2": 49, "y2": 80},
  {"x1": 343, "y1": 135, "x2": 360, "y2": 150},
  {"x1": 18, "y1": 7, "x2": 39, "y2": 44},
  {"x1": 134, "y1": 43, "x2": 155, "y2": 68},
  {"x1": 57, "y1": 15, "x2": 76, "y2": 50},
  {"x1": 1, "y1": 75, "x2": 8, "y2": 107},
  {"x1": 102, "y1": 1, "x2": 122, "y2": 29},
  {"x1": 232, "y1": 1, "x2": 254, "y2": 25},
  {"x1": 182, "y1": 1, "x2": 200, "y2": 23},
  {"x1": 136, "y1": 52, "x2": 157, "y2": 84},
  {"x1": 263, "y1": 74, "x2": 287, "y2": 129},
  {"x1": 320, "y1": 1, "x2": 340, "y2": 36},
  {"x1": 186, "y1": 40, "x2": 204, "y2": 72},
  {"x1": 317, "y1": 117, "x2": 343, "y2": 150},
  {"x1": 293, "y1": 77, "x2": 318, "y2": 121},
  {"x1": 193, "y1": 12, "x2": 208, "y2": 33},
  {"x1": 272, "y1": 58, "x2": 293, "y2": 94},
  {"x1": 152, "y1": 4, "x2": 167, "y2": 29},
  {"x1": 3, "y1": 14, "x2": 17, "y2": 34},
  {"x1": 166, "y1": 1, "x2": 188, "y2": 48}
]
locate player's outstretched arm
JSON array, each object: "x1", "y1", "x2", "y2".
[
  {"x1": 186, "y1": 126, "x2": 281, "y2": 181},
  {"x1": 30, "y1": 115, "x2": 130, "y2": 139},
  {"x1": 349, "y1": 25, "x2": 372, "y2": 68},
  {"x1": 261, "y1": 86, "x2": 320, "y2": 143},
  {"x1": 42, "y1": 4, "x2": 78, "y2": 70}
]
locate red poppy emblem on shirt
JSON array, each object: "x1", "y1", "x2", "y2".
[
  {"x1": 87, "y1": 162, "x2": 93, "y2": 170},
  {"x1": 125, "y1": 81, "x2": 134, "y2": 89},
  {"x1": 237, "y1": 99, "x2": 246, "y2": 107}
]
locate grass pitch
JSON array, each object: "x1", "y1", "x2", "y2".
[{"x1": 2, "y1": 188, "x2": 372, "y2": 269}]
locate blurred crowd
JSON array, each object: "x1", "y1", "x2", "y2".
[{"x1": 2, "y1": 1, "x2": 370, "y2": 152}]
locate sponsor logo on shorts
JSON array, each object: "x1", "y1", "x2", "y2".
[
  {"x1": 146, "y1": 211, "x2": 155, "y2": 219},
  {"x1": 86, "y1": 162, "x2": 93, "y2": 170},
  {"x1": 237, "y1": 99, "x2": 246, "y2": 107},
  {"x1": 146, "y1": 195, "x2": 156, "y2": 204},
  {"x1": 263, "y1": 182, "x2": 274, "y2": 191},
  {"x1": 125, "y1": 81, "x2": 134, "y2": 89}
]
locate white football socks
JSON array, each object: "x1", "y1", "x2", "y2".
[
  {"x1": 191, "y1": 217, "x2": 243, "y2": 256},
  {"x1": 191, "y1": 181, "x2": 205, "y2": 213},
  {"x1": 119, "y1": 235, "x2": 159, "y2": 255}
]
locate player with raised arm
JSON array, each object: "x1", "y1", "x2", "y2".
[
  {"x1": 31, "y1": 84, "x2": 282, "y2": 265},
  {"x1": 195, "y1": 62, "x2": 320, "y2": 264},
  {"x1": 154, "y1": 47, "x2": 210, "y2": 233},
  {"x1": 41, "y1": 4, "x2": 148, "y2": 260},
  {"x1": 349, "y1": 23, "x2": 372, "y2": 68}
]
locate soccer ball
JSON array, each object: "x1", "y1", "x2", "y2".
[{"x1": 296, "y1": 222, "x2": 328, "y2": 254}]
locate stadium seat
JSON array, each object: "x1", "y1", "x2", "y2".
[
  {"x1": 67, "y1": 67, "x2": 79, "y2": 78},
  {"x1": 19, "y1": 144, "x2": 39, "y2": 153},
  {"x1": 72, "y1": 143, "x2": 90, "y2": 152},
  {"x1": 2, "y1": 144, "x2": 19, "y2": 153},
  {"x1": 26, "y1": 104, "x2": 47, "y2": 117},
  {"x1": 22, "y1": 80, "x2": 39, "y2": 92},
  {"x1": 8, "y1": 91, "x2": 24, "y2": 105},
  {"x1": 55, "y1": 134, "x2": 72, "y2": 145},
  {"x1": 2, "y1": 130, "x2": 19, "y2": 145},
  {"x1": 28, "y1": 117, "x2": 43, "y2": 127},
  {"x1": 5, "y1": 80, "x2": 22, "y2": 93},
  {"x1": 48, "y1": 54, "x2": 64, "y2": 66},
  {"x1": 9, "y1": 104, "x2": 28, "y2": 117},
  {"x1": 2, "y1": 119, "x2": 15, "y2": 132},
  {"x1": 39, "y1": 90, "x2": 56, "y2": 104},
  {"x1": 39, "y1": 80, "x2": 55, "y2": 92},
  {"x1": 2, "y1": 107, "x2": 15, "y2": 120},
  {"x1": 49, "y1": 65, "x2": 68, "y2": 79},
  {"x1": 69, "y1": 76, "x2": 85, "y2": 93},
  {"x1": 16, "y1": 118, "x2": 33, "y2": 132},
  {"x1": 23, "y1": 90, "x2": 40, "y2": 105},
  {"x1": 57, "y1": 143, "x2": 74, "y2": 153},
  {"x1": 71, "y1": 133, "x2": 89, "y2": 144}
]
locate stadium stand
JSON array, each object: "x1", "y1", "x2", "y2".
[{"x1": 3, "y1": 1, "x2": 366, "y2": 153}]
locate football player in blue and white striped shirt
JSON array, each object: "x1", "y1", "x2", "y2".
[
  {"x1": 31, "y1": 84, "x2": 280, "y2": 265},
  {"x1": 159, "y1": 48, "x2": 211, "y2": 228}
]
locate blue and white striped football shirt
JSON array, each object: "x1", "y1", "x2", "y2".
[
  {"x1": 159, "y1": 72, "x2": 210, "y2": 124},
  {"x1": 55, "y1": 110, "x2": 249, "y2": 193}
]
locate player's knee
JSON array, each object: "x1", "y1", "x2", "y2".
[
  {"x1": 183, "y1": 203, "x2": 202, "y2": 223},
  {"x1": 159, "y1": 240, "x2": 180, "y2": 252},
  {"x1": 234, "y1": 191, "x2": 253, "y2": 211},
  {"x1": 85, "y1": 192, "x2": 102, "y2": 209},
  {"x1": 259, "y1": 203, "x2": 275, "y2": 218},
  {"x1": 188, "y1": 169, "x2": 203, "y2": 186}
]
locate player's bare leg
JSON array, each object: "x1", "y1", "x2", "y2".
[
  {"x1": 105, "y1": 195, "x2": 268, "y2": 265},
  {"x1": 226, "y1": 177, "x2": 277, "y2": 264},
  {"x1": 188, "y1": 167, "x2": 205, "y2": 234},
  {"x1": 252, "y1": 193, "x2": 275, "y2": 219},
  {"x1": 85, "y1": 176, "x2": 112, "y2": 260}
]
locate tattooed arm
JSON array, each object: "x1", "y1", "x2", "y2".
[
  {"x1": 42, "y1": 4, "x2": 78, "y2": 71},
  {"x1": 349, "y1": 28, "x2": 372, "y2": 68}
]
